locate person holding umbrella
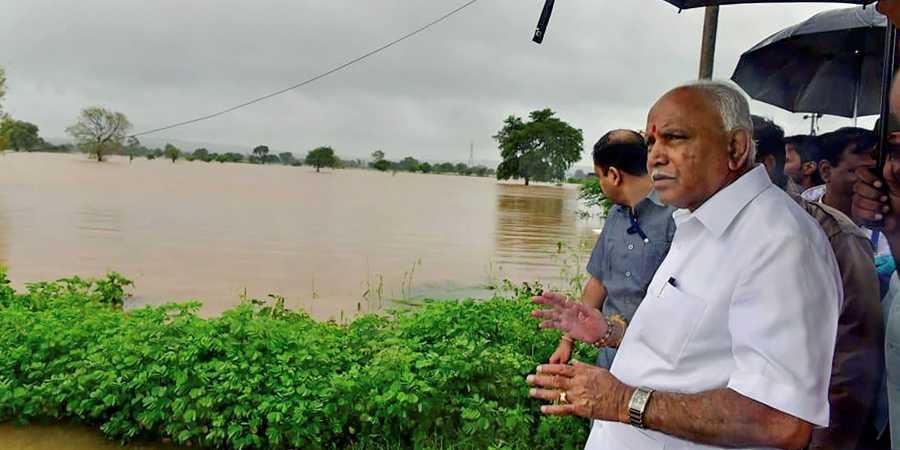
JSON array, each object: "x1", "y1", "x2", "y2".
[
  {"x1": 854, "y1": 73, "x2": 900, "y2": 448},
  {"x1": 527, "y1": 80, "x2": 841, "y2": 450}
]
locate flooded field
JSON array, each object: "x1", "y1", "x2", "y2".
[{"x1": 0, "y1": 152, "x2": 598, "y2": 319}]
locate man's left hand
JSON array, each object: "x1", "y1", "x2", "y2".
[
  {"x1": 531, "y1": 291, "x2": 607, "y2": 344},
  {"x1": 526, "y1": 361, "x2": 633, "y2": 422}
]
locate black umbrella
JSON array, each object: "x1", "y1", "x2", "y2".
[
  {"x1": 732, "y1": 6, "x2": 887, "y2": 119},
  {"x1": 530, "y1": 0, "x2": 897, "y2": 204},
  {"x1": 664, "y1": 0, "x2": 873, "y2": 8}
]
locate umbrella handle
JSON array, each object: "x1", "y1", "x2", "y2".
[
  {"x1": 532, "y1": 0, "x2": 555, "y2": 44},
  {"x1": 878, "y1": 24, "x2": 898, "y2": 172},
  {"x1": 864, "y1": 23, "x2": 898, "y2": 230}
]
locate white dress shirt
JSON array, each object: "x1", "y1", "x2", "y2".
[{"x1": 588, "y1": 166, "x2": 842, "y2": 450}]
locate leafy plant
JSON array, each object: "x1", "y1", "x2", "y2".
[
  {"x1": 0, "y1": 270, "x2": 595, "y2": 449},
  {"x1": 577, "y1": 178, "x2": 613, "y2": 218}
]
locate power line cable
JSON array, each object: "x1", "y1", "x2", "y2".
[{"x1": 131, "y1": 0, "x2": 481, "y2": 138}]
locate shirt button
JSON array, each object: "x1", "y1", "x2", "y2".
[
  {"x1": 627, "y1": 244, "x2": 634, "y2": 250},
  {"x1": 625, "y1": 271, "x2": 632, "y2": 278}
]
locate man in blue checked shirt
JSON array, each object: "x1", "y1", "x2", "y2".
[{"x1": 548, "y1": 129, "x2": 675, "y2": 370}]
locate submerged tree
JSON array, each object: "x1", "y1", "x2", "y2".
[
  {"x1": 494, "y1": 109, "x2": 583, "y2": 186},
  {"x1": 0, "y1": 118, "x2": 41, "y2": 151},
  {"x1": 66, "y1": 107, "x2": 132, "y2": 162},
  {"x1": 192, "y1": 148, "x2": 211, "y2": 162},
  {"x1": 252, "y1": 145, "x2": 270, "y2": 163},
  {"x1": 305, "y1": 146, "x2": 338, "y2": 173},
  {"x1": 164, "y1": 143, "x2": 181, "y2": 163},
  {"x1": 0, "y1": 66, "x2": 6, "y2": 119}
]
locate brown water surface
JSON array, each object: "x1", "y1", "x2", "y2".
[
  {"x1": 0, "y1": 423, "x2": 186, "y2": 450},
  {"x1": 0, "y1": 153, "x2": 598, "y2": 319}
]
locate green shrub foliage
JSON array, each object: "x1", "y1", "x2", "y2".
[{"x1": 0, "y1": 269, "x2": 595, "y2": 449}]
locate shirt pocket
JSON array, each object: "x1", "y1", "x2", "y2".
[{"x1": 633, "y1": 285, "x2": 707, "y2": 367}]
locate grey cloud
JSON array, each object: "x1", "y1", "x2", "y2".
[{"x1": 0, "y1": 0, "x2": 878, "y2": 164}]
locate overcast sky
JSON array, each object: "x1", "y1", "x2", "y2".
[{"x1": 0, "y1": 0, "x2": 880, "y2": 164}]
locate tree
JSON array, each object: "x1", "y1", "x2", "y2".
[
  {"x1": 371, "y1": 150, "x2": 385, "y2": 162},
  {"x1": 420, "y1": 162, "x2": 433, "y2": 173},
  {"x1": 398, "y1": 156, "x2": 420, "y2": 172},
  {"x1": 223, "y1": 152, "x2": 244, "y2": 163},
  {"x1": 0, "y1": 66, "x2": 6, "y2": 118},
  {"x1": 164, "y1": 143, "x2": 181, "y2": 163},
  {"x1": 340, "y1": 158, "x2": 366, "y2": 169},
  {"x1": 278, "y1": 152, "x2": 296, "y2": 165},
  {"x1": 0, "y1": 118, "x2": 41, "y2": 151},
  {"x1": 435, "y1": 162, "x2": 455, "y2": 173},
  {"x1": 455, "y1": 163, "x2": 468, "y2": 174},
  {"x1": 124, "y1": 136, "x2": 141, "y2": 162},
  {"x1": 253, "y1": 145, "x2": 269, "y2": 163},
  {"x1": 372, "y1": 159, "x2": 391, "y2": 172},
  {"x1": 471, "y1": 166, "x2": 490, "y2": 177},
  {"x1": 66, "y1": 107, "x2": 132, "y2": 162},
  {"x1": 305, "y1": 146, "x2": 338, "y2": 172},
  {"x1": 494, "y1": 109, "x2": 583, "y2": 186},
  {"x1": 192, "y1": 148, "x2": 210, "y2": 162}
]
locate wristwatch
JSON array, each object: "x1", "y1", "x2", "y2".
[{"x1": 627, "y1": 386, "x2": 654, "y2": 428}]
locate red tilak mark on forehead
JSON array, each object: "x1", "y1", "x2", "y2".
[{"x1": 651, "y1": 125, "x2": 657, "y2": 134}]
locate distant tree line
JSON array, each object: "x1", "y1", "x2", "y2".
[
  {"x1": 0, "y1": 71, "x2": 496, "y2": 180},
  {"x1": 366, "y1": 150, "x2": 495, "y2": 177}
]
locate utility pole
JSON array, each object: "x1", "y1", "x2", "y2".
[
  {"x1": 803, "y1": 113, "x2": 823, "y2": 136},
  {"x1": 698, "y1": 6, "x2": 719, "y2": 79},
  {"x1": 468, "y1": 142, "x2": 474, "y2": 167}
]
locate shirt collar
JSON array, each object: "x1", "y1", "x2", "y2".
[
  {"x1": 630, "y1": 189, "x2": 664, "y2": 218},
  {"x1": 674, "y1": 165, "x2": 773, "y2": 237}
]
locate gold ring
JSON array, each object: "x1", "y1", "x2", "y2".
[{"x1": 559, "y1": 391, "x2": 568, "y2": 404}]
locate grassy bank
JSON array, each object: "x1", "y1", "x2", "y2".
[{"x1": 0, "y1": 269, "x2": 596, "y2": 449}]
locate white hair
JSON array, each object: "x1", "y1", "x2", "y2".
[{"x1": 677, "y1": 79, "x2": 756, "y2": 164}]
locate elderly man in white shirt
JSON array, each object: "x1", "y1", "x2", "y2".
[{"x1": 526, "y1": 80, "x2": 842, "y2": 450}]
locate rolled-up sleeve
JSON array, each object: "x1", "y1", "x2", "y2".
[{"x1": 726, "y1": 236, "x2": 842, "y2": 427}]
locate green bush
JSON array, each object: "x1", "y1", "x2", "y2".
[
  {"x1": 0, "y1": 268, "x2": 596, "y2": 449},
  {"x1": 577, "y1": 178, "x2": 613, "y2": 217}
]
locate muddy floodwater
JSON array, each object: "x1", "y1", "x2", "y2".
[
  {"x1": 0, "y1": 153, "x2": 598, "y2": 319},
  {"x1": 0, "y1": 152, "x2": 600, "y2": 448}
]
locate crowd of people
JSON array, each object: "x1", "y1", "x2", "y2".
[{"x1": 524, "y1": 77, "x2": 900, "y2": 450}]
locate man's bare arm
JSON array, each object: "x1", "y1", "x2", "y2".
[
  {"x1": 530, "y1": 366, "x2": 811, "y2": 449},
  {"x1": 641, "y1": 388, "x2": 812, "y2": 450},
  {"x1": 581, "y1": 276, "x2": 607, "y2": 309}
]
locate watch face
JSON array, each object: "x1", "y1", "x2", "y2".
[
  {"x1": 628, "y1": 387, "x2": 654, "y2": 428},
  {"x1": 629, "y1": 388, "x2": 651, "y2": 412}
]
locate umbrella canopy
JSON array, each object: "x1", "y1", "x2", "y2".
[
  {"x1": 731, "y1": 6, "x2": 887, "y2": 118},
  {"x1": 665, "y1": 0, "x2": 873, "y2": 8}
]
